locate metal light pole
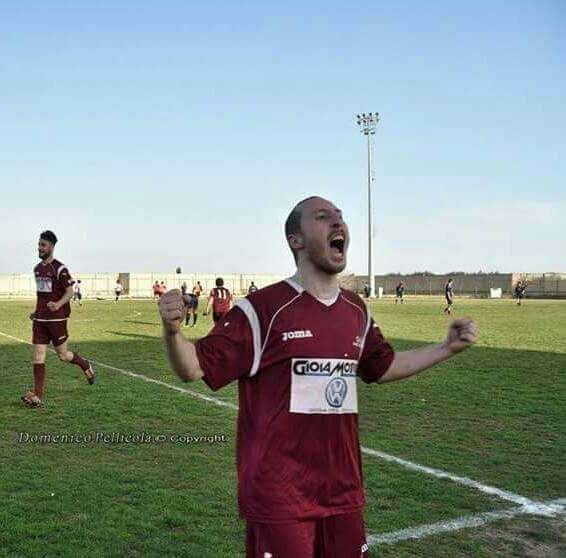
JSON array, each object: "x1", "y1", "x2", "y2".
[{"x1": 356, "y1": 112, "x2": 380, "y2": 297}]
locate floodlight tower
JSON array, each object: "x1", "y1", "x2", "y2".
[{"x1": 356, "y1": 112, "x2": 380, "y2": 298}]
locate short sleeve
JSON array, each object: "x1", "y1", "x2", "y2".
[
  {"x1": 357, "y1": 319, "x2": 395, "y2": 384},
  {"x1": 58, "y1": 266, "x2": 73, "y2": 288},
  {"x1": 195, "y1": 306, "x2": 254, "y2": 391}
]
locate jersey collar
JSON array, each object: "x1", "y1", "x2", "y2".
[{"x1": 284, "y1": 278, "x2": 340, "y2": 307}]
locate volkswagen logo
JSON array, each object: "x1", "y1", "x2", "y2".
[{"x1": 325, "y1": 377, "x2": 348, "y2": 408}]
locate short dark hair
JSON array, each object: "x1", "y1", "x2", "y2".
[
  {"x1": 284, "y1": 196, "x2": 319, "y2": 264},
  {"x1": 215, "y1": 277, "x2": 224, "y2": 287},
  {"x1": 39, "y1": 230, "x2": 57, "y2": 245}
]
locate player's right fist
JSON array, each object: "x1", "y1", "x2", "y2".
[{"x1": 158, "y1": 289, "x2": 185, "y2": 334}]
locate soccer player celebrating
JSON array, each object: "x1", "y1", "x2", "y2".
[
  {"x1": 158, "y1": 197, "x2": 477, "y2": 558},
  {"x1": 22, "y1": 231, "x2": 95, "y2": 408},
  {"x1": 395, "y1": 281, "x2": 404, "y2": 304},
  {"x1": 204, "y1": 278, "x2": 232, "y2": 323},
  {"x1": 443, "y1": 278, "x2": 454, "y2": 315}
]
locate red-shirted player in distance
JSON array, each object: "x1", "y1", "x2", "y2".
[
  {"x1": 204, "y1": 277, "x2": 232, "y2": 323},
  {"x1": 22, "y1": 231, "x2": 95, "y2": 408},
  {"x1": 158, "y1": 197, "x2": 478, "y2": 558}
]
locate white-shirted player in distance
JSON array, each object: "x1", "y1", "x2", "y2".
[{"x1": 158, "y1": 196, "x2": 478, "y2": 558}]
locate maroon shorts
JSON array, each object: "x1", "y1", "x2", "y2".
[
  {"x1": 212, "y1": 311, "x2": 228, "y2": 323},
  {"x1": 32, "y1": 320, "x2": 69, "y2": 347},
  {"x1": 245, "y1": 510, "x2": 370, "y2": 558}
]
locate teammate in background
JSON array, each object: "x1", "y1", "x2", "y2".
[
  {"x1": 159, "y1": 282, "x2": 167, "y2": 297},
  {"x1": 114, "y1": 280, "x2": 123, "y2": 303},
  {"x1": 158, "y1": 196, "x2": 477, "y2": 557},
  {"x1": 22, "y1": 231, "x2": 95, "y2": 408},
  {"x1": 248, "y1": 281, "x2": 258, "y2": 295},
  {"x1": 515, "y1": 280, "x2": 527, "y2": 305},
  {"x1": 204, "y1": 277, "x2": 232, "y2": 323},
  {"x1": 152, "y1": 281, "x2": 160, "y2": 300},
  {"x1": 72, "y1": 280, "x2": 83, "y2": 306},
  {"x1": 181, "y1": 281, "x2": 188, "y2": 296},
  {"x1": 395, "y1": 281, "x2": 404, "y2": 304},
  {"x1": 443, "y1": 278, "x2": 454, "y2": 315},
  {"x1": 363, "y1": 283, "x2": 370, "y2": 298}
]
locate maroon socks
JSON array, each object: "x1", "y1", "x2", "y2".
[
  {"x1": 70, "y1": 353, "x2": 89, "y2": 371},
  {"x1": 33, "y1": 363, "x2": 46, "y2": 399}
]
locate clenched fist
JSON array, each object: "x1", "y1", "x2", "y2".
[
  {"x1": 158, "y1": 289, "x2": 186, "y2": 334},
  {"x1": 444, "y1": 317, "x2": 478, "y2": 354}
]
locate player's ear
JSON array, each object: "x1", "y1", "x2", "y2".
[{"x1": 288, "y1": 234, "x2": 304, "y2": 251}]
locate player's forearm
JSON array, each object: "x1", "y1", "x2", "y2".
[
  {"x1": 378, "y1": 343, "x2": 454, "y2": 383},
  {"x1": 57, "y1": 287, "x2": 74, "y2": 307},
  {"x1": 163, "y1": 330, "x2": 203, "y2": 382}
]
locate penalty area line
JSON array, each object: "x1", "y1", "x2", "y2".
[
  {"x1": 368, "y1": 498, "x2": 566, "y2": 546},
  {"x1": 0, "y1": 329, "x2": 554, "y2": 514}
]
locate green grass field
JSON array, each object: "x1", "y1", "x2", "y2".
[{"x1": 0, "y1": 296, "x2": 565, "y2": 557}]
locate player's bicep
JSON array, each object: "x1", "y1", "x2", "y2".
[
  {"x1": 195, "y1": 307, "x2": 254, "y2": 391},
  {"x1": 357, "y1": 319, "x2": 395, "y2": 384}
]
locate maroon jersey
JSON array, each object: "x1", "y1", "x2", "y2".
[
  {"x1": 195, "y1": 279, "x2": 395, "y2": 523},
  {"x1": 33, "y1": 259, "x2": 73, "y2": 320},
  {"x1": 209, "y1": 287, "x2": 231, "y2": 314}
]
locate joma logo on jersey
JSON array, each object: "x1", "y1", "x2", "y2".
[
  {"x1": 282, "y1": 330, "x2": 313, "y2": 342},
  {"x1": 292, "y1": 358, "x2": 357, "y2": 377}
]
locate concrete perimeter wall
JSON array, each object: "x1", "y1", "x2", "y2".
[
  {"x1": 2, "y1": 271, "x2": 565, "y2": 298},
  {"x1": 0, "y1": 273, "x2": 285, "y2": 298}
]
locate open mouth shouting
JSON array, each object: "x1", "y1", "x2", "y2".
[{"x1": 328, "y1": 232, "x2": 346, "y2": 259}]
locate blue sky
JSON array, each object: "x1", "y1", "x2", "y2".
[{"x1": 1, "y1": 0, "x2": 564, "y2": 274}]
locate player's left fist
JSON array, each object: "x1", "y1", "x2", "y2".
[
  {"x1": 444, "y1": 317, "x2": 477, "y2": 354},
  {"x1": 46, "y1": 301, "x2": 60, "y2": 312}
]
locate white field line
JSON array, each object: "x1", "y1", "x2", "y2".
[
  {"x1": 368, "y1": 498, "x2": 566, "y2": 546},
  {"x1": 359, "y1": 446, "x2": 543, "y2": 510},
  {"x1": 0, "y1": 329, "x2": 555, "y2": 514}
]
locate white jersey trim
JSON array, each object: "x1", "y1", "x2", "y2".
[
  {"x1": 33, "y1": 318, "x2": 68, "y2": 322},
  {"x1": 234, "y1": 298, "x2": 262, "y2": 377},
  {"x1": 284, "y1": 278, "x2": 304, "y2": 294},
  {"x1": 56, "y1": 265, "x2": 68, "y2": 279}
]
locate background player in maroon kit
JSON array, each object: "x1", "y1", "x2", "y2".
[
  {"x1": 158, "y1": 197, "x2": 477, "y2": 558},
  {"x1": 204, "y1": 277, "x2": 232, "y2": 323},
  {"x1": 22, "y1": 231, "x2": 95, "y2": 408}
]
